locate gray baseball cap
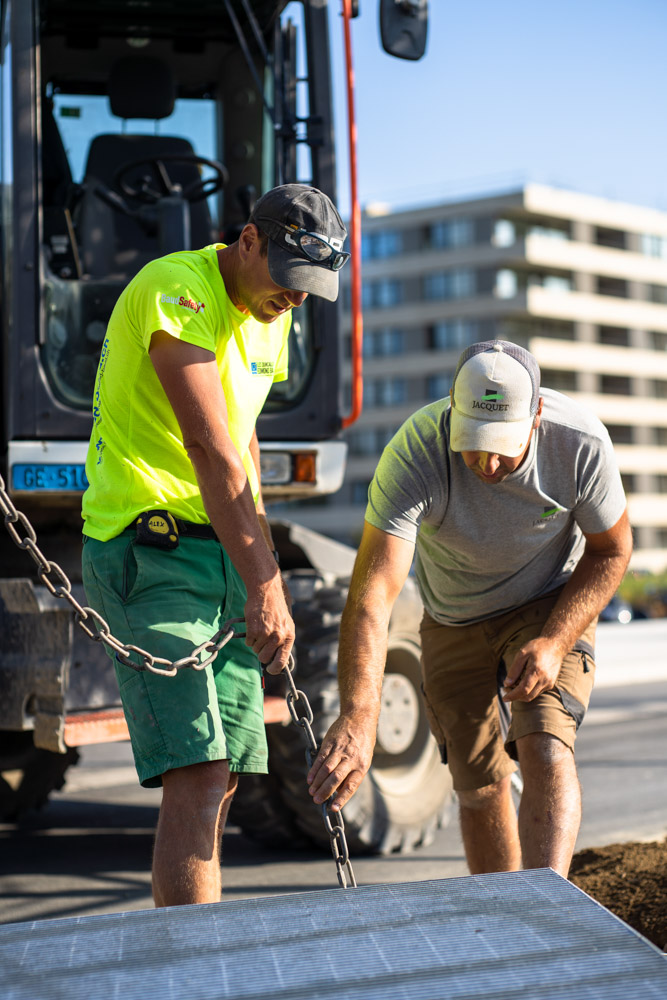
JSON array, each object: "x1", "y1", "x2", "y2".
[
  {"x1": 249, "y1": 184, "x2": 348, "y2": 302},
  {"x1": 450, "y1": 340, "x2": 541, "y2": 457}
]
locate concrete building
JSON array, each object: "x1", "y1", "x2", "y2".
[{"x1": 291, "y1": 185, "x2": 667, "y2": 572}]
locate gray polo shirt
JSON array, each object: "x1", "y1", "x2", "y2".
[{"x1": 365, "y1": 388, "x2": 627, "y2": 626}]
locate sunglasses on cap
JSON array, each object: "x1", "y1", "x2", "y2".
[{"x1": 258, "y1": 217, "x2": 350, "y2": 272}]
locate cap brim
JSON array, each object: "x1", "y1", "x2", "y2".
[
  {"x1": 449, "y1": 407, "x2": 534, "y2": 458},
  {"x1": 267, "y1": 242, "x2": 339, "y2": 303}
]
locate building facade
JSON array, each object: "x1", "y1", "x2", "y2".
[{"x1": 292, "y1": 185, "x2": 667, "y2": 572}]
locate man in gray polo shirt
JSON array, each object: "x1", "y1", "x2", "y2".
[{"x1": 307, "y1": 340, "x2": 632, "y2": 877}]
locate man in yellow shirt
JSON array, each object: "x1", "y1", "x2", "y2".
[{"x1": 82, "y1": 183, "x2": 348, "y2": 907}]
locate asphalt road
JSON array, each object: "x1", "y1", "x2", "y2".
[{"x1": 1, "y1": 620, "x2": 666, "y2": 926}]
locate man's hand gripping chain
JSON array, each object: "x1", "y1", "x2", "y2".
[{"x1": 282, "y1": 658, "x2": 358, "y2": 888}]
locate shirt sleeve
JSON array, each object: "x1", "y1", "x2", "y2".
[
  {"x1": 573, "y1": 425, "x2": 627, "y2": 535},
  {"x1": 129, "y1": 260, "x2": 220, "y2": 354},
  {"x1": 365, "y1": 409, "x2": 446, "y2": 542}
]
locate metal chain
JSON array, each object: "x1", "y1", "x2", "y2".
[
  {"x1": 284, "y1": 663, "x2": 358, "y2": 889},
  {"x1": 0, "y1": 472, "x2": 244, "y2": 676},
  {"x1": 0, "y1": 472, "x2": 358, "y2": 888}
]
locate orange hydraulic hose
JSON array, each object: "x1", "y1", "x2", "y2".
[{"x1": 340, "y1": 0, "x2": 363, "y2": 428}]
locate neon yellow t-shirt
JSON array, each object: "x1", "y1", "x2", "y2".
[{"x1": 82, "y1": 244, "x2": 290, "y2": 541}]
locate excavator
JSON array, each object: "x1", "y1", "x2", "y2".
[{"x1": 0, "y1": 0, "x2": 451, "y2": 856}]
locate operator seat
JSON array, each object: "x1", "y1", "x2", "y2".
[
  {"x1": 42, "y1": 97, "x2": 73, "y2": 210},
  {"x1": 77, "y1": 56, "x2": 217, "y2": 280}
]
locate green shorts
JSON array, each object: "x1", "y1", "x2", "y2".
[{"x1": 82, "y1": 531, "x2": 268, "y2": 787}]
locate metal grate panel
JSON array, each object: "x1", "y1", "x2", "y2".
[{"x1": 2, "y1": 869, "x2": 666, "y2": 999}]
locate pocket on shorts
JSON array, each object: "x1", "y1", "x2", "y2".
[
  {"x1": 122, "y1": 538, "x2": 142, "y2": 602},
  {"x1": 554, "y1": 643, "x2": 596, "y2": 731},
  {"x1": 116, "y1": 669, "x2": 165, "y2": 756},
  {"x1": 420, "y1": 683, "x2": 448, "y2": 764}
]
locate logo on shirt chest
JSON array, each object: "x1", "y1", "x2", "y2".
[
  {"x1": 533, "y1": 504, "x2": 566, "y2": 526},
  {"x1": 250, "y1": 361, "x2": 275, "y2": 376}
]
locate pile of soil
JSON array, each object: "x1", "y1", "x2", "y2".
[{"x1": 569, "y1": 840, "x2": 667, "y2": 951}]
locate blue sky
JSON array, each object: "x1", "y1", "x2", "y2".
[{"x1": 327, "y1": 0, "x2": 667, "y2": 217}]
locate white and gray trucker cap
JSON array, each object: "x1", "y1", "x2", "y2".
[{"x1": 449, "y1": 340, "x2": 541, "y2": 457}]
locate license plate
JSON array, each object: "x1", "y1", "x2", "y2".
[{"x1": 12, "y1": 463, "x2": 89, "y2": 491}]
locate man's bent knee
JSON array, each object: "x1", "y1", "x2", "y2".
[
  {"x1": 516, "y1": 732, "x2": 574, "y2": 767},
  {"x1": 457, "y1": 774, "x2": 513, "y2": 810},
  {"x1": 162, "y1": 759, "x2": 232, "y2": 805}
]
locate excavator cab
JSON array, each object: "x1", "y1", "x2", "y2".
[{"x1": 2, "y1": 0, "x2": 342, "y2": 506}]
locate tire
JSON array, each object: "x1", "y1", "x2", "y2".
[
  {"x1": 228, "y1": 570, "x2": 339, "y2": 851},
  {"x1": 228, "y1": 769, "x2": 310, "y2": 850},
  {"x1": 246, "y1": 570, "x2": 454, "y2": 855},
  {"x1": 0, "y1": 731, "x2": 79, "y2": 822}
]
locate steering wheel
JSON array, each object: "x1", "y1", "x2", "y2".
[{"x1": 114, "y1": 154, "x2": 229, "y2": 204}]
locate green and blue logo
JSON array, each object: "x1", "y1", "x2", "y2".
[{"x1": 250, "y1": 361, "x2": 275, "y2": 376}]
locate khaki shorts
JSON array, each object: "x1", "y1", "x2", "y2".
[{"x1": 419, "y1": 590, "x2": 596, "y2": 791}]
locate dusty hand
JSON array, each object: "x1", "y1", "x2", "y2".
[
  {"x1": 502, "y1": 636, "x2": 565, "y2": 702},
  {"x1": 244, "y1": 576, "x2": 295, "y2": 675},
  {"x1": 306, "y1": 714, "x2": 377, "y2": 811},
  {"x1": 280, "y1": 572, "x2": 292, "y2": 613}
]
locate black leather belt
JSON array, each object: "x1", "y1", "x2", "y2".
[
  {"x1": 171, "y1": 518, "x2": 217, "y2": 540},
  {"x1": 130, "y1": 510, "x2": 217, "y2": 549}
]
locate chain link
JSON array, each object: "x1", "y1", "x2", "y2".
[
  {"x1": 0, "y1": 472, "x2": 358, "y2": 887},
  {"x1": 283, "y1": 663, "x2": 358, "y2": 888}
]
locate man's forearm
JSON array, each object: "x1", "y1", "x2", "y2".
[
  {"x1": 305, "y1": 596, "x2": 389, "y2": 807},
  {"x1": 504, "y1": 510, "x2": 632, "y2": 701},
  {"x1": 305, "y1": 523, "x2": 414, "y2": 807},
  {"x1": 249, "y1": 431, "x2": 277, "y2": 555},
  {"x1": 187, "y1": 440, "x2": 277, "y2": 591},
  {"x1": 148, "y1": 334, "x2": 292, "y2": 668},
  {"x1": 257, "y1": 512, "x2": 275, "y2": 549},
  {"x1": 337, "y1": 597, "x2": 390, "y2": 726},
  {"x1": 541, "y1": 548, "x2": 630, "y2": 655}
]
